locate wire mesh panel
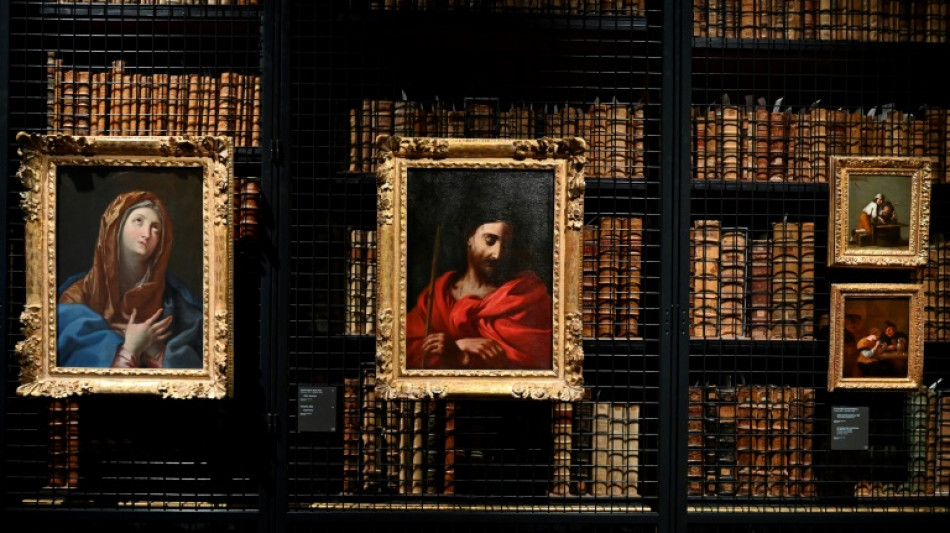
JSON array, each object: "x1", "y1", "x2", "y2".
[
  {"x1": 3, "y1": 0, "x2": 265, "y2": 517},
  {"x1": 4, "y1": 0, "x2": 950, "y2": 530},
  {"x1": 287, "y1": 0, "x2": 666, "y2": 517},
  {"x1": 687, "y1": 0, "x2": 950, "y2": 517}
]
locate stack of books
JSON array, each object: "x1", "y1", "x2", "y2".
[
  {"x1": 55, "y1": 0, "x2": 261, "y2": 4},
  {"x1": 584, "y1": 217, "x2": 644, "y2": 339},
  {"x1": 346, "y1": 98, "x2": 647, "y2": 180},
  {"x1": 746, "y1": 238, "x2": 771, "y2": 339},
  {"x1": 770, "y1": 221, "x2": 802, "y2": 340},
  {"x1": 937, "y1": 392, "x2": 950, "y2": 496},
  {"x1": 905, "y1": 388, "x2": 938, "y2": 495},
  {"x1": 46, "y1": 54, "x2": 261, "y2": 146},
  {"x1": 694, "y1": 0, "x2": 949, "y2": 43},
  {"x1": 854, "y1": 388, "x2": 939, "y2": 497},
  {"x1": 565, "y1": 399, "x2": 641, "y2": 497},
  {"x1": 234, "y1": 177, "x2": 260, "y2": 241},
  {"x1": 917, "y1": 242, "x2": 950, "y2": 341},
  {"x1": 688, "y1": 384, "x2": 817, "y2": 498},
  {"x1": 356, "y1": 0, "x2": 646, "y2": 15},
  {"x1": 344, "y1": 228, "x2": 377, "y2": 336},
  {"x1": 689, "y1": 219, "x2": 816, "y2": 340},
  {"x1": 342, "y1": 369, "x2": 458, "y2": 495},
  {"x1": 693, "y1": 102, "x2": 950, "y2": 184},
  {"x1": 719, "y1": 228, "x2": 749, "y2": 338},
  {"x1": 47, "y1": 398, "x2": 81, "y2": 489},
  {"x1": 690, "y1": 220, "x2": 722, "y2": 338}
]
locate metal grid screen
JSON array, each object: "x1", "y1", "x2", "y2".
[
  {"x1": 688, "y1": 0, "x2": 950, "y2": 515},
  {"x1": 2, "y1": 0, "x2": 950, "y2": 531},
  {"x1": 287, "y1": 0, "x2": 667, "y2": 516},
  {"x1": 3, "y1": 0, "x2": 266, "y2": 521}
]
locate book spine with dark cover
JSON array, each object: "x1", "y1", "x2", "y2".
[
  {"x1": 618, "y1": 218, "x2": 644, "y2": 338},
  {"x1": 690, "y1": 220, "x2": 721, "y2": 339},
  {"x1": 596, "y1": 217, "x2": 621, "y2": 337},
  {"x1": 342, "y1": 377, "x2": 360, "y2": 494},
  {"x1": 687, "y1": 386, "x2": 705, "y2": 496},
  {"x1": 582, "y1": 224, "x2": 599, "y2": 338},
  {"x1": 719, "y1": 228, "x2": 748, "y2": 339},
  {"x1": 549, "y1": 401, "x2": 573, "y2": 496},
  {"x1": 936, "y1": 392, "x2": 950, "y2": 496}
]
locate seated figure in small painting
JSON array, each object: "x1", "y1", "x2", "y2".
[{"x1": 854, "y1": 328, "x2": 894, "y2": 377}]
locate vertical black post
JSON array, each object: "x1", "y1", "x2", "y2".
[
  {"x1": 0, "y1": 0, "x2": 10, "y2": 504},
  {"x1": 660, "y1": 1, "x2": 693, "y2": 533},
  {"x1": 260, "y1": 0, "x2": 290, "y2": 532}
]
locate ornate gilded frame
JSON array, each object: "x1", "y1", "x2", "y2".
[
  {"x1": 828, "y1": 283, "x2": 924, "y2": 391},
  {"x1": 14, "y1": 133, "x2": 234, "y2": 398},
  {"x1": 374, "y1": 136, "x2": 586, "y2": 400},
  {"x1": 828, "y1": 156, "x2": 932, "y2": 268}
]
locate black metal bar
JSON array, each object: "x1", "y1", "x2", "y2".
[
  {"x1": 661, "y1": 1, "x2": 693, "y2": 533},
  {"x1": 262, "y1": 1, "x2": 291, "y2": 532},
  {"x1": 0, "y1": 0, "x2": 10, "y2": 511}
]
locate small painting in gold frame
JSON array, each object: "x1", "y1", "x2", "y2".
[
  {"x1": 828, "y1": 156, "x2": 932, "y2": 268},
  {"x1": 828, "y1": 283, "x2": 924, "y2": 391}
]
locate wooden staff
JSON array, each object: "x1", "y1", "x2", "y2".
[
  {"x1": 422, "y1": 225, "x2": 442, "y2": 370},
  {"x1": 424, "y1": 224, "x2": 442, "y2": 338}
]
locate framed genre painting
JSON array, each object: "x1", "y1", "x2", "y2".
[
  {"x1": 374, "y1": 136, "x2": 587, "y2": 400},
  {"x1": 828, "y1": 283, "x2": 924, "y2": 391},
  {"x1": 14, "y1": 133, "x2": 234, "y2": 398},
  {"x1": 828, "y1": 156, "x2": 932, "y2": 268}
]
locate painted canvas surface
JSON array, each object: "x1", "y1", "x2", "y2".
[{"x1": 405, "y1": 168, "x2": 555, "y2": 371}]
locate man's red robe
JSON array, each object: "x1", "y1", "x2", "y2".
[{"x1": 405, "y1": 270, "x2": 552, "y2": 370}]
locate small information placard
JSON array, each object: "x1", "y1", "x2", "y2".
[
  {"x1": 831, "y1": 406, "x2": 869, "y2": 450},
  {"x1": 297, "y1": 386, "x2": 338, "y2": 433}
]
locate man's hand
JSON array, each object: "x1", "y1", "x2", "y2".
[
  {"x1": 423, "y1": 332, "x2": 483, "y2": 367},
  {"x1": 455, "y1": 337, "x2": 505, "y2": 365}
]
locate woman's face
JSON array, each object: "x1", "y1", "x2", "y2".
[{"x1": 121, "y1": 206, "x2": 162, "y2": 262}]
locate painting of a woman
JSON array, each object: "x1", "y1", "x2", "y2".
[{"x1": 57, "y1": 190, "x2": 202, "y2": 369}]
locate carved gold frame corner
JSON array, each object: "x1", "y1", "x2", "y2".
[
  {"x1": 828, "y1": 156, "x2": 932, "y2": 268},
  {"x1": 374, "y1": 136, "x2": 586, "y2": 400},
  {"x1": 828, "y1": 283, "x2": 924, "y2": 392},
  {"x1": 15, "y1": 133, "x2": 234, "y2": 399}
]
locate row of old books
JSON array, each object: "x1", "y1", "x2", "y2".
[
  {"x1": 46, "y1": 54, "x2": 262, "y2": 147},
  {"x1": 582, "y1": 217, "x2": 644, "y2": 339},
  {"x1": 55, "y1": 0, "x2": 261, "y2": 4},
  {"x1": 853, "y1": 388, "x2": 944, "y2": 497},
  {"x1": 693, "y1": 0, "x2": 949, "y2": 43},
  {"x1": 47, "y1": 398, "x2": 81, "y2": 489},
  {"x1": 345, "y1": 372, "x2": 641, "y2": 497},
  {"x1": 343, "y1": 371, "x2": 458, "y2": 494},
  {"x1": 234, "y1": 177, "x2": 261, "y2": 241},
  {"x1": 915, "y1": 241, "x2": 950, "y2": 341},
  {"x1": 905, "y1": 388, "x2": 937, "y2": 495},
  {"x1": 939, "y1": 392, "x2": 950, "y2": 496},
  {"x1": 690, "y1": 220, "x2": 818, "y2": 340},
  {"x1": 352, "y1": 0, "x2": 645, "y2": 14},
  {"x1": 693, "y1": 102, "x2": 950, "y2": 184},
  {"x1": 688, "y1": 384, "x2": 818, "y2": 498},
  {"x1": 551, "y1": 400, "x2": 641, "y2": 497},
  {"x1": 344, "y1": 228, "x2": 377, "y2": 336},
  {"x1": 347, "y1": 98, "x2": 646, "y2": 179}
]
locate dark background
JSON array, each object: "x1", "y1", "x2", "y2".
[
  {"x1": 405, "y1": 167, "x2": 555, "y2": 309},
  {"x1": 56, "y1": 165, "x2": 204, "y2": 297}
]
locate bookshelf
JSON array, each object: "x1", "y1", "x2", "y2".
[
  {"x1": 687, "y1": 0, "x2": 950, "y2": 522},
  {"x1": 2, "y1": 0, "x2": 268, "y2": 520},
  {"x1": 3, "y1": 0, "x2": 950, "y2": 531}
]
